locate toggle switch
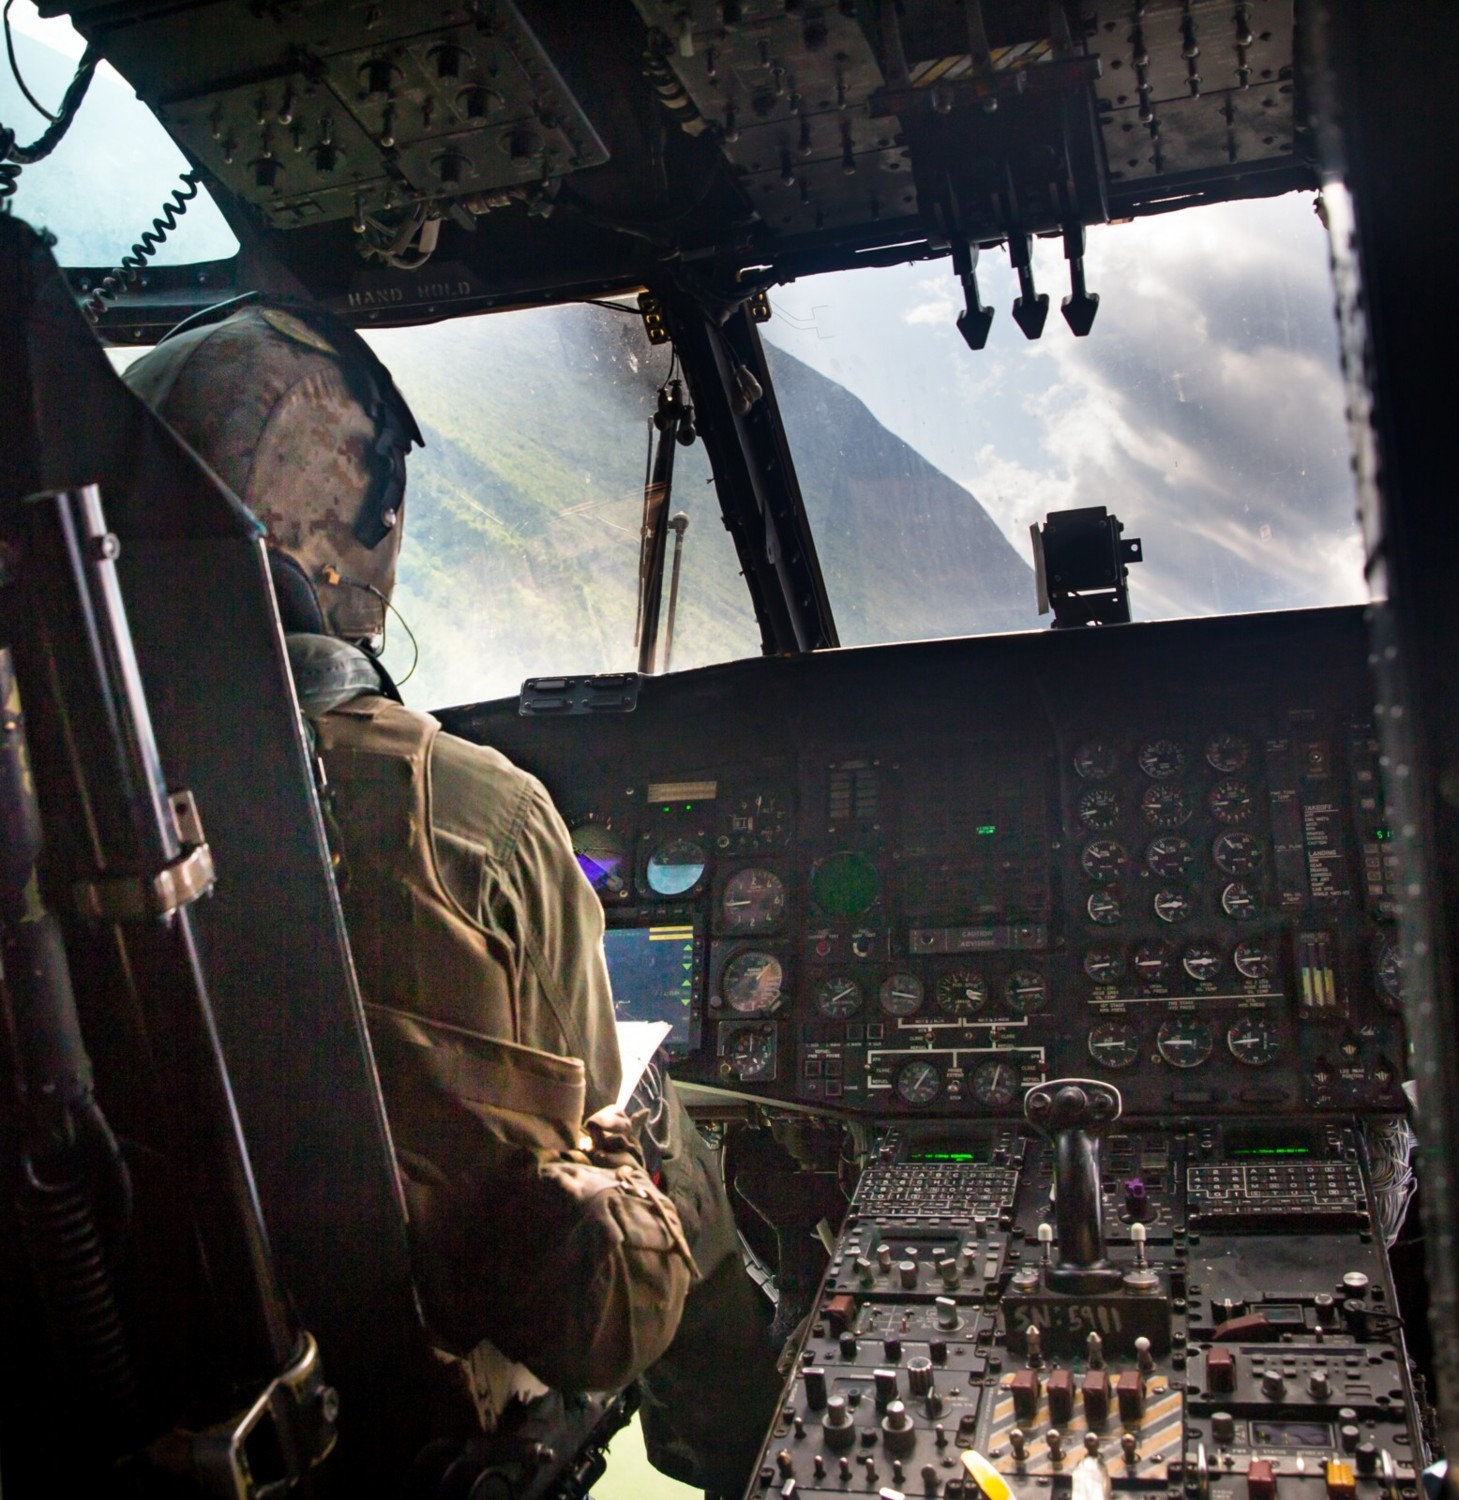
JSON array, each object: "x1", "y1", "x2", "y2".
[
  {"x1": 1206, "y1": 1347, "x2": 1236, "y2": 1394},
  {"x1": 1082, "y1": 1368, "x2": 1110, "y2": 1428},
  {"x1": 1047, "y1": 1368, "x2": 1074, "y2": 1426},
  {"x1": 1248, "y1": 1459, "x2": 1276, "y2": 1500},
  {"x1": 1116, "y1": 1370, "x2": 1146, "y2": 1424},
  {"x1": 1012, "y1": 1368, "x2": 1042, "y2": 1421}
]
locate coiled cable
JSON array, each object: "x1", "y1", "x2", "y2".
[
  {"x1": 0, "y1": 35, "x2": 101, "y2": 201},
  {"x1": 84, "y1": 169, "x2": 201, "y2": 321}
]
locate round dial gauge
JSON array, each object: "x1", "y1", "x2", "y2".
[
  {"x1": 571, "y1": 821, "x2": 630, "y2": 898},
  {"x1": 1081, "y1": 838, "x2": 1128, "y2": 883},
  {"x1": 721, "y1": 951, "x2": 784, "y2": 1014},
  {"x1": 1073, "y1": 741, "x2": 1118, "y2": 780},
  {"x1": 896, "y1": 1059, "x2": 942, "y2": 1106},
  {"x1": 1147, "y1": 835, "x2": 1196, "y2": 879},
  {"x1": 1086, "y1": 888, "x2": 1124, "y2": 926},
  {"x1": 1234, "y1": 940, "x2": 1276, "y2": 983},
  {"x1": 1088, "y1": 1021, "x2": 1140, "y2": 1070},
  {"x1": 1077, "y1": 786, "x2": 1120, "y2": 830},
  {"x1": 1084, "y1": 947, "x2": 1126, "y2": 983},
  {"x1": 879, "y1": 972, "x2": 925, "y2": 1017},
  {"x1": 1153, "y1": 886, "x2": 1195, "y2": 924},
  {"x1": 1206, "y1": 734, "x2": 1250, "y2": 774},
  {"x1": 1157, "y1": 1017, "x2": 1214, "y2": 1069},
  {"x1": 815, "y1": 976, "x2": 862, "y2": 1019},
  {"x1": 1376, "y1": 941, "x2": 1404, "y2": 1010},
  {"x1": 1220, "y1": 881, "x2": 1261, "y2": 921},
  {"x1": 1138, "y1": 738, "x2": 1187, "y2": 779},
  {"x1": 1132, "y1": 940, "x2": 1176, "y2": 985},
  {"x1": 1213, "y1": 830, "x2": 1264, "y2": 877},
  {"x1": 1004, "y1": 969, "x2": 1048, "y2": 1015},
  {"x1": 1141, "y1": 782, "x2": 1193, "y2": 828},
  {"x1": 720, "y1": 866, "x2": 787, "y2": 932},
  {"x1": 970, "y1": 1058, "x2": 1021, "y2": 1107},
  {"x1": 810, "y1": 851, "x2": 880, "y2": 917},
  {"x1": 646, "y1": 837, "x2": 707, "y2": 897},
  {"x1": 1227, "y1": 1018, "x2": 1280, "y2": 1067},
  {"x1": 1182, "y1": 941, "x2": 1223, "y2": 983},
  {"x1": 723, "y1": 1024, "x2": 775, "y2": 1081},
  {"x1": 1208, "y1": 779, "x2": 1255, "y2": 825},
  {"x1": 935, "y1": 969, "x2": 988, "y2": 1015}
]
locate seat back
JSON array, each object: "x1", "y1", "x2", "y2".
[{"x1": 0, "y1": 217, "x2": 421, "y2": 1483}]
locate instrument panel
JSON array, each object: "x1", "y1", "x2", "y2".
[{"x1": 438, "y1": 606, "x2": 1408, "y2": 1120}]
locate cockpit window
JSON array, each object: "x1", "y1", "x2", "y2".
[
  {"x1": 761, "y1": 191, "x2": 1364, "y2": 647},
  {"x1": 1, "y1": 3, "x2": 237, "y2": 268},
  {"x1": 362, "y1": 305, "x2": 762, "y2": 709}
]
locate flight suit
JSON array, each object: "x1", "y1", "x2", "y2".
[{"x1": 295, "y1": 636, "x2": 777, "y2": 1491}]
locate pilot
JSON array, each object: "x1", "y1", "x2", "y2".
[{"x1": 123, "y1": 299, "x2": 777, "y2": 1495}]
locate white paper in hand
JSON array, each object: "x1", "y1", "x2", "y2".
[{"x1": 614, "y1": 1020, "x2": 673, "y2": 1110}]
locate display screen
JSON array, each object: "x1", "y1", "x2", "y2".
[
  {"x1": 1225, "y1": 1123, "x2": 1319, "y2": 1158},
  {"x1": 604, "y1": 924, "x2": 701, "y2": 1053},
  {"x1": 1250, "y1": 1421, "x2": 1332, "y2": 1450}
]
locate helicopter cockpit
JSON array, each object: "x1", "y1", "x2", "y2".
[{"x1": 0, "y1": 3, "x2": 1455, "y2": 1499}]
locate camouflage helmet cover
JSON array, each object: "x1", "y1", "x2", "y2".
[{"x1": 124, "y1": 299, "x2": 422, "y2": 640}]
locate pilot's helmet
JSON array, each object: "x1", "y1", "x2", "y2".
[{"x1": 124, "y1": 298, "x2": 422, "y2": 641}]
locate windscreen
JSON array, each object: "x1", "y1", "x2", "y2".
[{"x1": 760, "y1": 191, "x2": 1364, "y2": 646}]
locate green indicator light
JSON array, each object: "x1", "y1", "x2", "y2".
[
  {"x1": 1375, "y1": 827, "x2": 1392, "y2": 841},
  {"x1": 976, "y1": 825, "x2": 997, "y2": 836},
  {"x1": 912, "y1": 1151, "x2": 979, "y2": 1162},
  {"x1": 1234, "y1": 1146, "x2": 1312, "y2": 1157}
]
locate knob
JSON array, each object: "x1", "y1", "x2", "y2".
[
  {"x1": 1355, "y1": 1443, "x2": 1378, "y2": 1476},
  {"x1": 922, "y1": 1462, "x2": 939, "y2": 1491},
  {"x1": 1206, "y1": 1347, "x2": 1236, "y2": 1394},
  {"x1": 882, "y1": 1400, "x2": 916, "y2": 1455},
  {"x1": 822, "y1": 1395, "x2": 855, "y2": 1448},
  {"x1": 907, "y1": 1357, "x2": 934, "y2": 1397},
  {"x1": 1012, "y1": 1368, "x2": 1041, "y2": 1421},
  {"x1": 936, "y1": 1296, "x2": 959, "y2": 1330},
  {"x1": 877, "y1": 1243, "x2": 892, "y2": 1272},
  {"x1": 1010, "y1": 1428, "x2": 1028, "y2": 1462},
  {"x1": 1314, "y1": 1293, "x2": 1338, "y2": 1327},
  {"x1": 803, "y1": 1367, "x2": 828, "y2": 1410},
  {"x1": 940, "y1": 1257, "x2": 960, "y2": 1289},
  {"x1": 929, "y1": 1339, "x2": 948, "y2": 1364},
  {"x1": 974, "y1": 1213, "x2": 989, "y2": 1238},
  {"x1": 856, "y1": 1256, "x2": 874, "y2": 1285},
  {"x1": 839, "y1": 1331, "x2": 858, "y2": 1359},
  {"x1": 875, "y1": 1369, "x2": 899, "y2": 1406},
  {"x1": 776, "y1": 1448, "x2": 794, "y2": 1478},
  {"x1": 1309, "y1": 1370, "x2": 1332, "y2": 1401},
  {"x1": 1340, "y1": 1424, "x2": 1361, "y2": 1453},
  {"x1": 1047, "y1": 1368, "x2": 1074, "y2": 1425},
  {"x1": 1212, "y1": 1412, "x2": 1236, "y2": 1445},
  {"x1": 1341, "y1": 1272, "x2": 1370, "y2": 1297},
  {"x1": 927, "y1": 1389, "x2": 945, "y2": 1418},
  {"x1": 884, "y1": 1336, "x2": 902, "y2": 1362},
  {"x1": 1261, "y1": 1369, "x2": 1286, "y2": 1401},
  {"x1": 900, "y1": 1260, "x2": 919, "y2": 1290}
]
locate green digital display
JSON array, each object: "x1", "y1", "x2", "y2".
[
  {"x1": 1229, "y1": 1145, "x2": 1312, "y2": 1158},
  {"x1": 910, "y1": 1150, "x2": 979, "y2": 1162},
  {"x1": 976, "y1": 825, "x2": 997, "y2": 836}
]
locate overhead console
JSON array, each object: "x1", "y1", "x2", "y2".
[{"x1": 439, "y1": 604, "x2": 1406, "y2": 1125}]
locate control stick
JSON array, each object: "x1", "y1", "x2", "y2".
[{"x1": 1024, "y1": 1079, "x2": 1124, "y2": 1293}]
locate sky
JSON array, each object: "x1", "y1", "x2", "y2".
[{"x1": 761, "y1": 192, "x2": 1366, "y2": 626}]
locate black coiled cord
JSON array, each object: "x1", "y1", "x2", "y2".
[
  {"x1": 0, "y1": 38, "x2": 101, "y2": 202},
  {"x1": 84, "y1": 169, "x2": 202, "y2": 322}
]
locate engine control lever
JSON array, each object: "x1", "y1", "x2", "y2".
[{"x1": 1024, "y1": 1079, "x2": 1124, "y2": 1293}]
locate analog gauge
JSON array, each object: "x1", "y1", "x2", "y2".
[
  {"x1": 1004, "y1": 969, "x2": 1048, "y2": 1015},
  {"x1": 1227, "y1": 1018, "x2": 1280, "y2": 1067},
  {"x1": 935, "y1": 969, "x2": 988, "y2": 1015},
  {"x1": 1147, "y1": 835, "x2": 1197, "y2": 879},
  {"x1": 1141, "y1": 782, "x2": 1193, "y2": 828},
  {"x1": 1077, "y1": 787, "x2": 1120, "y2": 830},
  {"x1": 646, "y1": 837, "x2": 707, "y2": 897},
  {"x1": 1234, "y1": 940, "x2": 1276, "y2": 983},
  {"x1": 720, "y1": 866, "x2": 787, "y2": 932},
  {"x1": 1138, "y1": 738, "x2": 1187, "y2": 779},
  {"x1": 879, "y1": 971, "x2": 925, "y2": 1017},
  {"x1": 1206, "y1": 734, "x2": 1250, "y2": 774},
  {"x1": 1208, "y1": 780, "x2": 1255, "y2": 825},
  {"x1": 810, "y1": 851, "x2": 880, "y2": 917},
  {"x1": 815, "y1": 976, "x2": 862, "y2": 1019},
  {"x1": 1182, "y1": 941, "x2": 1223, "y2": 983},
  {"x1": 1157, "y1": 1017, "x2": 1214, "y2": 1069},
  {"x1": 1132, "y1": 940, "x2": 1176, "y2": 986},
  {"x1": 1086, "y1": 888, "x2": 1124, "y2": 926},
  {"x1": 896, "y1": 1059, "x2": 942, "y2": 1106},
  {"x1": 1220, "y1": 881, "x2": 1261, "y2": 921},
  {"x1": 571, "y1": 821, "x2": 630, "y2": 898},
  {"x1": 970, "y1": 1058, "x2": 1021, "y2": 1107},
  {"x1": 1073, "y1": 741, "x2": 1118, "y2": 780},
  {"x1": 1213, "y1": 830, "x2": 1264, "y2": 877},
  {"x1": 723, "y1": 1024, "x2": 775, "y2": 1081},
  {"x1": 1088, "y1": 1021, "x2": 1141, "y2": 1070},
  {"x1": 1084, "y1": 947, "x2": 1126, "y2": 983},
  {"x1": 721, "y1": 951, "x2": 784, "y2": 1014},
  {"x1": 1081, "y1": 838, "x2": 1129, "y2": 883},
  {"x1": 1376, "y1": 941, "x2": 1405, "y2": 1010},
  {"x1": 1153, "y1": 886, "x2": 1195, "y2": 924}
]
